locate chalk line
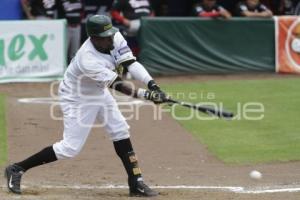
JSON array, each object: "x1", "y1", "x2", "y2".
[
  {"x1": 18, "y1": 97, "x2": 144, "y2": 105},
  {"x1": 2, "y1": 184, "x2": 300, "y2": 194}
]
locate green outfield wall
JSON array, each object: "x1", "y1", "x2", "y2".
[{"x1": 138, "y1": 17, "x2": 275, "y2": 75}]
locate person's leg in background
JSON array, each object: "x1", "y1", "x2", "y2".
[{"x1": 67, "y1": 25, "x2": 81, "y2": 63}]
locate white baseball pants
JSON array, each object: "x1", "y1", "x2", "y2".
[{"x1": 53, "y1": 92, "x2": 130, "y2": 159}]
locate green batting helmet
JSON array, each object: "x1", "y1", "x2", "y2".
[{"x1": 86, "y1": 15, "x2": 119, "y2": 37}]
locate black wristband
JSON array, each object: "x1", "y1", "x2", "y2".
[
  {"x1": 120, "y1": 59, "x2": 136, "y2": 70},
  {"x1": 148, "y1": 80, "x2": 160, "y2": 91},
  {"x1": 110, "y1": 76, "x2": 123, "y2": 91}
]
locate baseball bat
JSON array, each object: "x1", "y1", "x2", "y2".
[{"x1": 165, "y1": 98, "x2": 234, "y2": 119}]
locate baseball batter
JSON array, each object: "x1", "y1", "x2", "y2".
[{"x1": 4, "y1": 15, "x2": 167, "y2": 197}]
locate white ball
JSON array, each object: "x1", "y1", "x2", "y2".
[{"x1": 249, "y1": 170, "x2": 262, "y2": 180}]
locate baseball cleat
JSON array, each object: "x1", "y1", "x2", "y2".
[
  {"x1": 4, "y1": 164, "x2": 24, "y2": 194},
  {"x1": 129, "y1": 181, "x2": 158, "y2": 197}
]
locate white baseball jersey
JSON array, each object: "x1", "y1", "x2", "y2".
[
  {"x1": 59, "y1": 31, "x2": 135, "y2": 101},
  {"x1": 54, "y1": 32, "x2": 134, "y2": 159}
]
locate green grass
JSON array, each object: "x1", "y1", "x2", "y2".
[
  {"x1": 0, "y1": 95, "x2": 7, "y2": 166},
  {"x1": 162, "y1": 78, "x2": 300, "y2": 164}
]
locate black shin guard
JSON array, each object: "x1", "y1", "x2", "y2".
[
  {"x1": 15, "y1": 146, "x2": 57, "y2": 172},
  {"x1": 113, "y1": 139, "x2": 143, "y2": 187}
]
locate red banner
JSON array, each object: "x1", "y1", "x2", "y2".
[{"x1": 276, "y1": 16, "x2": 300, "y2": 73}]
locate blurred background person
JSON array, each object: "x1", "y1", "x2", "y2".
[
  {"x1": 236, "y1": 0, "x2": 273, "y2": 17},
  {"x1": 291, "y1": 0, "x2": 300, "y2": 15},
  {"x1": 49, "y1": 0, "x2": 83, "y2": 63},
  {"x1": 279, "y1": 0, "x2": 295, "y2": 15},
  {"x1": 111, "y1": 0, "x2": 154, "y2": 56},
  {"x1": 192, "y1": 0, "x2": 232, "y2": 19},
  {"x1": 20, "y1": 0, "x2": 55, "y2": 20},
  {"x1": 111, "y1": 0, "x2": 154, "y2": 36}
]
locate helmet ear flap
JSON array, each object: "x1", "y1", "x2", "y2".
[{"x1": 86, "y1": 25, "x2": 98, "y2": 37}]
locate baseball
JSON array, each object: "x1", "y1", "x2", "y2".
[{"x1": 249, "y1": 170, "x2": 262, "y2": 180}]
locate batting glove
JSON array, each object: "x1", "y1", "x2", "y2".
[
  {"x1": 145, "y1": 89, "x2": 168, "y2": 104},
  {"x1": 137, "y1": 89, "x2": 168, "y2": 104},
  {"x1": 147, "y1": 80, "x2": 160, "y2": 91}
]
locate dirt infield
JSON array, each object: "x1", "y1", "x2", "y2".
[{"x1": 1, "y1": 74, "x2": 300, "y2": 200}]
